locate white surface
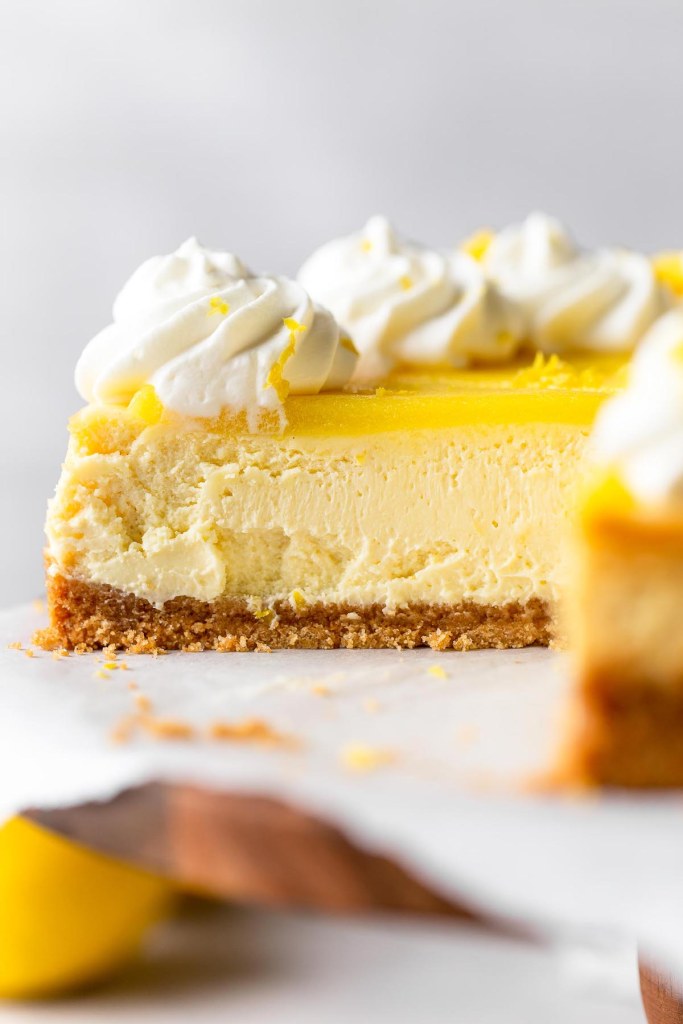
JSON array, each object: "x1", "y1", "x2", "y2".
[
  {"x1": 4, "y1": 603, "x2": 683, "y2": 987},
  {"x1": 4, "y1": 0, "x2": 683, "y2": 606},
  {"x1": 0, "y1": 904, "x2": 644, "y2": 1024}
]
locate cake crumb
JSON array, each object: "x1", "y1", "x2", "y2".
[
  {"x1": 134, "y1": 692, "x2": 152, "y2": 713},
  {"x1": 213, "y1": 634, "x2": 251, "y2": 652},
  {"x1": 455, "y1": 724, "x2": 479, "y2": 748},
  {"x1": 341, "y1": 744, "x2": 394, "y2": 773},
  {"x1": 111, "y1": 715, "x2": 137, "y2": 744},
  {"x1": 427, "y1": 664, "x2": 447, "y2": 679},
  {"x1": 425, "y1": 630, "x2": 453, "y2": 652},
  {"x1": 362, "y1": 698, "x2": 380, "y2": 713},
  {"x1": 208, "y1": 718, "x2": 295, "y2": 747},
  {"x1": 141, "y1": 716, "x2": 195, "y2": 740}
]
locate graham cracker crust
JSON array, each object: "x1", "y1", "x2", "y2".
[{"x1": 37, "y1": 572, "x2": 553, "y2": 653}]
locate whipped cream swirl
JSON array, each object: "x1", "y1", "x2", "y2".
[
  {"x1": 76, "y1": 238, "x2": 357, "y2": 424},
  {"x1": 591, "y1": 309, "x2": 683, "y2": 504},
  {"x1": 484, "y1": 212, "x2": 668, "y2": 353},
  {"x1": 298, "y1": 216, "x2": 522, "y2": 377}
]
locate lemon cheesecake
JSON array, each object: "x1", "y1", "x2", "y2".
[
  {"x1": 39, "y1": 216, "x2": 670, "y2": 652},
  {"x1": 561, "y1": 309, "x2": 683, "y2": 786}
]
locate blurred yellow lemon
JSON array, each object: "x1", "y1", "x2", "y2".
[{"x1": 0, "y1": 817, "x2": 174, "y2": 998}]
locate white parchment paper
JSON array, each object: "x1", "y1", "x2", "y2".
[{"x1": 3, "y1": 603, "x2": 683, "y2": 978}]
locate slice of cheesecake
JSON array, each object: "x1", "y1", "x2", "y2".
[
  {"x1": 39, "y1": 218, "x2": 668, "y2": 653},
  {"x1": 559, "y1": 310, "x2": 683, "y2": 786},
  {"x1": 561, "y1": 488, "x2": 683, "y2": 786}
]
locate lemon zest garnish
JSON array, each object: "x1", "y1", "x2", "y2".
[
  {"x1": 510, "y1": 352, "x2": 628, "y2": 391},
  {"x1": 127, "y1": 385, "x2": 164, "y2": 426},
  {"x1": 399, "y1": 274, "x2": 413, "y2": 291},
  {"x1": 653, "y1": 252, "x2": 683, "y2": 297},
  {"x1": 340, "y1": 336, "x2": 359, "y2": 355},
  {"x1": 254, "y1": 608, "x2": 274, "y2": 620},
  {"x1": 283, "y1": 317, "x2": 307, "y2": 335},
  {"x1": 288, "y1": 589, "x2": 307, "y2": 611},
  {"x1": 341, "y1": 744, "x2": 394, "y2": 773},
  {"x1": 427, "y1": 664, "x2": 447, "y2": 679},
  {"x1": 461, "y1": 228, "x2": 494, "y2": 262},
  {"x1": 264, "y1": 319, "x2": 307, "y2": 403},
  {"x1": 208, "y1": 295, "x2": 229, "y2": 316}
]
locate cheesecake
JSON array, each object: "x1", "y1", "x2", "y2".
[
  {"x1": 560, "y1": 310, "x2": 683, "y2": 786},
  {"x1": 38, "y1": 216, "x2": 670, "y2": 653}
]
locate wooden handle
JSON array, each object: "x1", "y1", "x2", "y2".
[
  {"x1": 640, "y1": 960, "x2": 683, "y2": 1023},
  {"x1": 26, "y1": 782, "x2": 467, "y2": 917}
]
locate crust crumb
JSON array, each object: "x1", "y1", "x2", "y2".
[
  {"x1": 341, "y1": 744, "x2": 395, "y2": 773},
  {"x1": 140, "y1": 716, "x2": 195, "y2": 740},
  {"x1": 362, "y1": 698, "x2": 380, "y2": 713},
  {"x1": 111, "y1": 715, "x2": 137, "y2": 744},
  {"x1": 455, "y1": 724, "x2": 479, "y2": 748},
  {"x1": 424, "y1": 630, "x2": 453, "y2": 651},
  {"x1": 134, "y1": 692, "x2": 152, "y2": 713},
  {"x1": 208, "y1": 718, "x2": 295, "y2": 747}
]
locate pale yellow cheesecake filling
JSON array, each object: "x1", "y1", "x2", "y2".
[
  {"x1": 46, "y1": 355, "x2": 624, "y2": 610},
  {"x1": 47, "y1": 421, "x2": 589, "y2": 609}
]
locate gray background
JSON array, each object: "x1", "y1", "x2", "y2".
[{"x1": 2, "y1": 0, "x2": 682, "y2": 606}]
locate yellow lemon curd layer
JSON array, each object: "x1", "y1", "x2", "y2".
[
  {"x1": 48, "y1": 354, "x2": 627, "y2": 610},
  {"x1": 70, "y1": 353, "x2": 627, "y2": 452}
]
